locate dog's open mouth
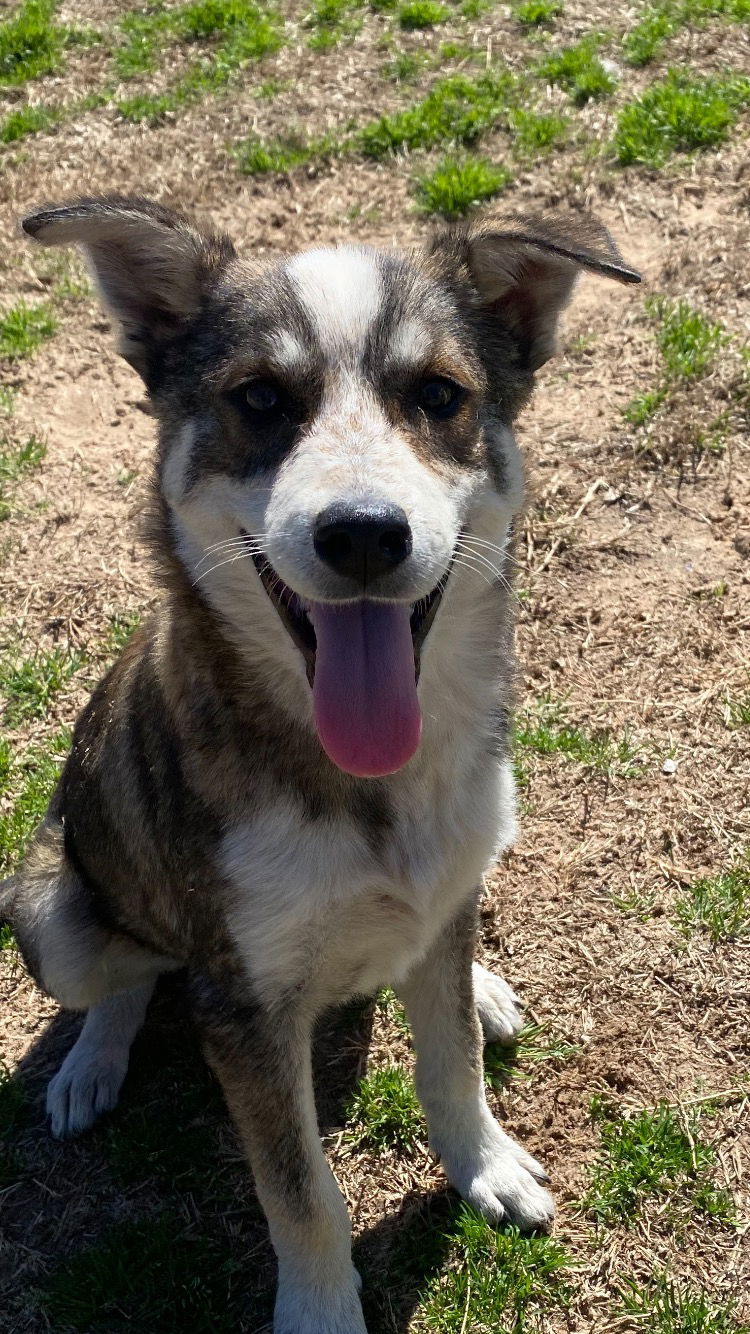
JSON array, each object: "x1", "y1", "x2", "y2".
[{"x1": 247, "y1": 536, "x2": 450, "y2": 778}]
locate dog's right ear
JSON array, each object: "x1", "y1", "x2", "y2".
[{"x1": 21, "y1": 195, "x2": 236, "y2": 382}]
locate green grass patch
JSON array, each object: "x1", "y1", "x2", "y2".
[
  {"x1": 413, "y1": 154, "x2": 512, "y2": 216},
  {"x1": 306, "y1": 0, "x2": 361, "y2": 49},
  {"x1": 0, "y1": 433, "x2": 46, "y2": 518},
  {"x1": 0, "y1": 644, "x2": 82, "y2": 725},
  {"x1": 584, "y1": 1097, "x2": 736, "y2": 1226},
  {"x1": 114, "y1": 10, "x2": 172, "y2": 79},
  {"x1": 0, "y1": 729, "x2": 70, "y2": 876},
  {"x1": 345, "y1": 1065, "x2": 423, "y2": 1152},
  {"x1": 233, "y1": 130, "x2": 336, "y2": 172},
  {"x1": 614, "y1": 70, "x2": 750, "y2": 167},
  {"x1": 675, "y1": 855, "x2": 749, "y2": 942},
  {"x1": 538, "y1": 36, "x2": 616, "y2": 104},
  {"x1": 0, "y1": 0, "x2": 61, "y2": 86},
  {"x1": 358, "y1": 67, "x2": 520, "y2": 159},
  {"x1": 0, "y1": 300, "x2": 57, "y2": 360},
  {"x1": 509, "y1": 106, "x2": 567, "y2": 154},
  {"x1": 40, "y1": 1213, "x2": 244, "y2": 1334},
  {"x1": 516, "y1": 0, "x2": 564, "y2": 25},
  {"x1": 398, "y1": 0, "x2": 450, "y2": 27},
  {"x1": 647, "y1": 295, "x2": 727, "y2": 378},
  {"x1": 618, "y1": 1271, "x2": 750, "y2": 1334},
  {"x1": 484, "y1": 1022, "x2": 580, "y2": 1088},
  {"x1": 418, "y1": 1208, "x2": 571, "y2": 1332},
  {"x1": 381, "y1": 48, "x2": 425, "y2": 80},
  {"x1": 0, "y1": 101, "x2": 59, "y2": 143},
  {"x1": 105, "y1": 611, "x2": 142, "y2": 659},
  {"x1": 623, "y1": 6, "x2": 679, "y2": 65},
  {"x1": 515, "y1": 697, "x2": 644, "y2": 778},
  {"x1": 725, "y1": 691, "x2": 750, "y2": 726},
  {"x1": 622, "y1": 386, "x2": 668, "y2": 425}
]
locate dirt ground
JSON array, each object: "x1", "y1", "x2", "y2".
[{"x1": 0, "y1": 1, "x2": 748, "y2": 1331}]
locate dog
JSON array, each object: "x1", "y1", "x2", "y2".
[{"x1": 2, "y1": 195, "x2": 638, "y2": 1334}]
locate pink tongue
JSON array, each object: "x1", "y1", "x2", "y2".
[{"x1": 309, "y1": 601, "x2": 422, "y2": 778}]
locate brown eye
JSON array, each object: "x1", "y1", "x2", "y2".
[
  {"x1": 419, "y1": 377, "x2": 464, "y2": 419},
  {"x1": 244, "y1": 380, "x2": 280, "y2": 413}
]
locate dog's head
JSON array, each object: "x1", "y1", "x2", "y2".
[{"x1": 23, "y1": 196, "x2": 638, "y2": 778}]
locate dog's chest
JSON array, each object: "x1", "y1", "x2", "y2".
[{"x1": 222, "y1": 758, "x2": 514, "y2": 1008}]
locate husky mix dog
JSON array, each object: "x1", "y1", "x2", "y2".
[{"x1": 3, "y1": 196, "x2": 638, "y2": 1333}]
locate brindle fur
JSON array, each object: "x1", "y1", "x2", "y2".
[{"x1": 3, "y1": 196, "x2": 638, "y2": 1334}]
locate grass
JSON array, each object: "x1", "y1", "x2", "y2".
[
  {"x1": 358, "y1": 67, "x2": 521, "y2": 159},
  {"x1": 647, "y1": 295, "x2": 727, "y2": 379},
  {"x1": 0, "y1": 729, "x2": 71, "y2": 876},
  {"x1": 0, "y1": 0, "x2": 61, "y2": 86},
  {"x1": 509, "y1": 106, "x2": 567, "y2": 154},
  {"x1": 0, "y1": 433, "x2": 46, "y2": 519},
  {"x1": 0, "y1": 645, "x2": 82, "y2": 725},
  {"x1": 584, "y1": 1097, "x2": 736, "y2": 1226},
  {"x1": 418, "y1": 1208, "x2": 571, "y2": 1332},
  {"x1": 306, "y1": 0, "x2": 361, "y2": 49},
  {"x1": 538, "y1": 36, "x2": 616, "y2": 105},
  {"x1": 0, "y1": 300, "x2": 57, "y2": 360},
  {"x1": 725, "y1": 691, "x2": 750, "y2": 726},
  {"x1": 40, "y1": 1213, "x2": 245, "y2": 1334},
  {"x1": 622, "y1": 386, "x2": 668, "y2": 425},
  {"x1": 515, "y1": 0, "x2": 564, "y2": 25},
  {"x1": 115, "y1": 2, "x2": 283, "y2": 116},
  {"x1": 381, "y1": 49, "x2": 425, "y2": 80},
  {"x1": 623, "y1": 0, "x2": 750, "y2": 66},
  {"x1": 675, "y1": 855, "x2": 749, "y2": 942},
  {"x1": 515, "y1": 697, "x2": 644, "y2": 779},
  {"x1": 233, "y1": 131, "x2": 336, "y2": 172},
  {"x1": 397, "y1": 0, "x2": 450, "y2": 27},
  {"x1": 618, "y1": 1272, "x2": 750, "y2": 1334},
  {"x1": 484, "y1": 1022, "x2": 580, "y2": 1087},
  {"x1": 345, "y1": 1065, "x2": 424, "y2": 1152},
  {"x1": 614, "y1": 71, "x2": 750, "y2": 167},
  {"x1": 0, "y1": 102, "x2": 59, "y2": 143},
  {"x1": 413, "y1": 154, "x2": 513, "y2": 216},
  {"x1": 623, "y1": 6, "x2": 679, "y2": 65},
  {"x1": 105, "y1": 611, "x2": 142, "y2": 658}
]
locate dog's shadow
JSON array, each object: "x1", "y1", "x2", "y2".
[{"x1": 1, "y1": 973, "x2": 461, "y2": 1333}]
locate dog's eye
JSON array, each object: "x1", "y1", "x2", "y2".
[
  {"x1": 419, "y1": 378, "x2": 464, "y2": 419},
  {"x1": 244, "y1": 380, "x2": 280, "y2": 413}
]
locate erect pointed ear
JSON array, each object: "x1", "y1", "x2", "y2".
[
  {"x1": 433, "y1": 212, "x2": 640, "y2": 373},
  {"x1": 21, "y1": 195, "x2": 236, "y2": 382}
]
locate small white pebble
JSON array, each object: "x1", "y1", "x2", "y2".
[{"x1": 662, "y1": 758, "x2": 678, "y2": 775}]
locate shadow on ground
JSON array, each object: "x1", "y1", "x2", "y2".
[{"x1": 1, "y1": 974, "x2": 458, "y2": 1333}]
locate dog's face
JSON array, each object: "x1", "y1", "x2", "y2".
[{"x1": 23, "y1": 197, "x2": 638, "y2": 777}]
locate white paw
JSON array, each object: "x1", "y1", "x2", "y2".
[
  {"x1": 274, "y1": 1269, "x2": 366, "y2": 1334},
  {"x1": 437, "y1": 1109, "x2": 554, "y2": 1233},
  {"x1": 46, "y1": 1040, "x2": 128, "y2": 1139},
  {"x1": 472, "y1": 963, "x2": 524, "y2": 1044}
]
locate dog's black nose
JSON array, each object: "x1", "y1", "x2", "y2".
[{"x1": 313, "y1": 503, "x2": 412, "y2": 584}]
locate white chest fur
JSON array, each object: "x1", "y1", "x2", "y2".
[{"x1": 223, "y1": 756, "x2": 516, "y2": 1010}]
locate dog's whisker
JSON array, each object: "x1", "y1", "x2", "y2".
[{"x1": 192, "y1": 550, "x2": 253, "y2": 586}]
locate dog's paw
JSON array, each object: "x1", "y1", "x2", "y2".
[
  {"x1": 46, "y1": 1041, "x2": 128, "y2": 1139},
  {"x1": 437, "y1": 1111, "x2": 554, "y2": 1233},
  {"x1": 274, "y1": 1269, "x2": 367, "y2": 1334},
  {"x1": 472, "y1": 963, "x2": 524, "y2": 1044}
]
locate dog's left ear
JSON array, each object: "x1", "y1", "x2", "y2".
[{"x1": 432, "y1": 212, "x2": 640, "y2": 373}]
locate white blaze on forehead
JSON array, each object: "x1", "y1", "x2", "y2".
[
  {"x1": 268, "y1": 327, "x2": 307, "y2": 371},
  {"x1": 286, "y1": 246, "x2": 384, "y2": 360}
]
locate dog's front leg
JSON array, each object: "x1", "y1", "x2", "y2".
[
  {"x1": 397, "y1": 898, "x2": 555, "y2": 1232},
  {"x1": 190, "y1": 973, "x2": 365, "y2": 1334}
]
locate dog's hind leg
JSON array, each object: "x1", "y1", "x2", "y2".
[
  {"x1": 10, "y1": 820, "x2": 178, "y2": 1137},
  {"x1": 46, "y1": 981, "x2": 155, "y2": 1138},
  {"x1": 472, "y1": 962, "x2": 524, "y2": 1043}
]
